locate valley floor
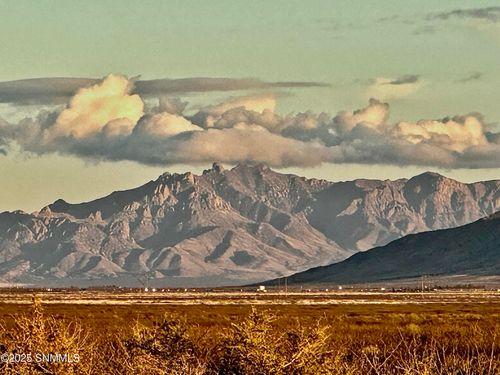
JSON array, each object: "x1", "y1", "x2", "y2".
[{"x1": 0, "y1": 290, "x2": 498, "y2": 373}]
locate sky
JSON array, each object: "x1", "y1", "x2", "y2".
[{"x1": 1, "y1": 0, "x2": 500, "y2": 212}]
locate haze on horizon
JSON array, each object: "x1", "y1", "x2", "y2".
[{"x1": 1, "y1": 0, "x2": 500, "y2": 212}]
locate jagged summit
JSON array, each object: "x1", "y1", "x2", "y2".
[
  {"x1": 38, "y1": 206, "x2": 52, "y2": 216},
  {"x1": 408, "y1": 171, "x2": 449, "y2": 184},
  {"x1": 212, "y1": 162, "x2": 225, "y2": 173},
  {"x1": 203, "y1": 162, "x2": 225, "y2": 175},
  {"x1": 413, "y1": 171, "x2": 445, "y2": 179},
  {"x1": 0, "y1": 164, "x2": 498, "y2": 287}
]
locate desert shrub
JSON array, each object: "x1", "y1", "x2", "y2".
[
  {"x1": 122, "y1": 314, "x2": 206, "y2": 374},
  {"x1": 0, "y1": 296, "x2": 97, "y2": 374},
  {"x1": 212, "y1": 308, "x2": 336, "y2": 374}
]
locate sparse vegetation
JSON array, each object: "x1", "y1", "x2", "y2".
[{"x1": 0, "y1": 295, "x2": 498, "y2": 374}]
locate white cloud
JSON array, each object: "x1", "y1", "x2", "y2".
[
  {"x1": 47, "y1": 74, "x2": 144, "y2": 139},
  {"x1": 137, "y1": 112, "x2": 203, "y2": 138},
  {"x1": 393, "y1": 115, "x2": 488, "y2": 152},
  {"x1": 333, "y1": 98, "x2": 389, "y2": 133},
  {"x1": 0, "y1": 74, "x2": 499, "y2": 169}
]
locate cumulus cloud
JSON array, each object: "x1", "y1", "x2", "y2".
[
  {"x1": 393, "y1": 115, "x2": 488, "y2": 153},
  {"x1": 207, "y1": 94, "x2": 276, "y2": 115},
  {"x1": 156, "y1": 96, "x2": 188, "y2": 115},
  {"x1": 136, "y1": 112, "x2": 203, "y2": 138},
  {"x1": 0, "y1": 75, "x2": 499, "y2": 169},
  {"x1": 333, "y1": 98, "x2": 389, "y2": 133},
  {"x1": 190, "y1": 94, "x2": 278, "y2": 129},
  {"x1": 176, "y1": 125, "x2": 332, "y2": 167},
  {"x1": 47, "y1": 74, "x2": 144, "y2": 139},
  {"x1": 0, "y1": 77, "x2": 329, "y2": 105}
]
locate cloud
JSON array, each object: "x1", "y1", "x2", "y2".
[
  {"x1": 0, "y1": 117, "x2": 9, "y2": 155},
  {"x1": 190, "y1": 94, "x2": 278, "y2": 129},
  {"x1": 0, "y1": 77, "x2": 329, "y2": 105},
  {"x1": 431, "y1": 7, "x2": 500, "y2": 23},
  {"x1": 205, "y1": 94, "x2": 276, "y2": 115},
  {"x1": 136, "y1": 112, "x2": 203, "y2": 138},
  {"x1": 176, "y1": 125, "x2": 331, "y2": 167},
  {"x1": 0, "y1": 78, "x2": 97, "y2": 105},
  {"x1": 456, "y1": 72, "x2": 483, "y2": 83},
  {"x1": 46, "y1": 74, "x2": 144, "y2": 139},
  {"x1": 365, "y1": 75, "x2": 422, "y2": 101},
  {"x1": 393, "y1": 115, "x2": 488, "y2": 153},
  {"x1": 1, "y1": 75, "x2": 499, "y2": 169},
  {"x1": 333, "y1": 98, "x2": 389, "y2": 133},
  {"x1": 134, "y1": 77, "x2": 329, "y2": 95},
  {"x1": 156, "y1": 97, "x2": 188, "y2": 115},
  {"x1": 190, "y1": 95, "x2": 330, "y2": 137},
  {"x1": 387, "y1": 75, "x2": 420, "y2": 85}
]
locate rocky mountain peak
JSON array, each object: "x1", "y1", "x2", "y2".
[
  {"x1": 39, "y1": 205, "x2": 52, "y2": 216},
  {"x1": 255, "y1": 163, "x2": 270, "y2": 172},
  {"x1": 211, "y1": 162, "x2": 225, "y2": 173},
  {"x1": 203, "y1": 162, "x2": 225, "y2": 175},
  {"x1": 408, "y1": 171, "x2": 447, "y2": 185},
  {"x1": 50, "y1": 198, "x2": 68, "y2": 211},
  {"x1": 88, "y1": 210, "x2": 103, "y2": 221},
  {"x1": 183, "y1": 172, "x2": 195, "y2": 180},
  {"x1": 1, "y1": 164, "x2": 498, "y2": 287}
]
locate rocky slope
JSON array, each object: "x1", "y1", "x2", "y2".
[
  {"x1": 0, "y1": 163, "x2": 498, "y2": 286},
  {"x1": 269, "y1": 211, "x2": 500, "y2": 285}
]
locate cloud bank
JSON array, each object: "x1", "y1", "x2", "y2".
[
  {"x1": 1, "y1": 75, "x2": 499, "y2": 169},
  {"x1": 0, "y1": 76, "x2": 328, "y2": 105}
]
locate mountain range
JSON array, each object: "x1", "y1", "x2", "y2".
[
  {"x1": 0, "y1": 163, "x2": 498, "y2": 286},
  {"x1": 269, "y1": 211, "x2": 500, "y2": 286}
]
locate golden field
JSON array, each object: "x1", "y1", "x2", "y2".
[{"x1": 0, "y1": 289, "x2": 498, "y2": 374}]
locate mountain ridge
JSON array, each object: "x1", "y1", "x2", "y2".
[
  {"x1": 0, "y1": 163, "x2": 498, "y2": 286},
  {"x1": 265, "y1": 210, "x2": 500, "y2": 286}
]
